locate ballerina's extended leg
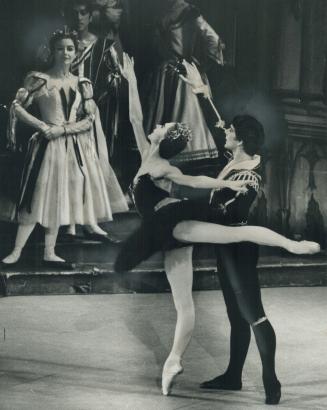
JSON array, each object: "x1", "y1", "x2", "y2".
[{"x1": 173, "y1": 222, "x2": 320, "y2": 254}]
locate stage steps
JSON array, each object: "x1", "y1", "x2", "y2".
[
  {"x1": 1, "y1": 215, "x2": 326, "y2": 296},
  {"x1": 1, "y1": 246, "x2": 326, "y2": 297}
]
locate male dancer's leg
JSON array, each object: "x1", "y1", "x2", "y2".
[
  {"x1": 201, "y1": 242, "x2": 281, "y2": 404},
  {"x1": 201, "y1": 242, "x2": 257, "y2": 390}
]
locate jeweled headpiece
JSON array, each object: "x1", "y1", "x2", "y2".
[
  {"x1": 166, "y1": 122, "x2": 192, "y2": 143},
  {"x1": 159, "y1": 122, "x2": 192, "y2": 159},
  {"x1": 50, "y1": 26, "x2": 79, "y2": 45}
]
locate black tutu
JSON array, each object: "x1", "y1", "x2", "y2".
[{"x1": 114, "y1": 199, "x2": 210, "y2": 272}]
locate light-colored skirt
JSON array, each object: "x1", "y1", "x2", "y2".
[{"x1": 17, "y1": 111, "x2": 128, "y2": 228}]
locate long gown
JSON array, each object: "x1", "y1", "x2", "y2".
[{"x1": 8, "y1": 71, "x2": 123, "y2": 228}]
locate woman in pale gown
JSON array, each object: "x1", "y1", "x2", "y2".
[{"x1": 2, "y1": 29, "x2": 119, "y2": 266}]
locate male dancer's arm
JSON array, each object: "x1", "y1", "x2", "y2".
[{"x1": 179, "y1": 63, "x2": 226, "y2": 153}]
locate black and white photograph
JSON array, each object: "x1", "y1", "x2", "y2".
[{"x1": 0, "y1": 0, "x2": 326, "y2": 409}]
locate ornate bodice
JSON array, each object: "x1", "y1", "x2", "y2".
[
  {"x1": 7, "y1": 71, "x2": 95, "y2": 151},
  {"x1": 22, "y1": 73, "x2": 83, "y2": 125}
]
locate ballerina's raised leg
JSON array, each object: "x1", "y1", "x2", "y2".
[{"x1": 173, "y1": 221, "x2": 320, "y2": 254}]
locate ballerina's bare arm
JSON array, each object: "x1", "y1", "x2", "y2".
[
  {"x1": 159, "y1": 165, "x2": 248, "y2": 192},
  {"x1": 120, "y1": 52, "x2": 150, "y2": 158}
]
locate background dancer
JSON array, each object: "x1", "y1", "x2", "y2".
[
  {"x1": 63, "y1": 0, "x2": 129, "y2": 241},
  {"x1": 2, "y1": 30, "x2": 116, "y2": 267},
  {"x1": 141, "y1": 0, "x2": 225, "y2": 164},
  {"x1": 65, "y1": 0, "x2": 138, "y2": 192}
]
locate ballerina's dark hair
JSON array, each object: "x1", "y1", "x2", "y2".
[
  {"x1": 232, "y1": 115, "x2": 264, "y2": 156},
  {"x1": 159, "y1": 123, "x2": 192, "y2": 159}
]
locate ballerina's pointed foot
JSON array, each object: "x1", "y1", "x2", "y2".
[
  {"x1": 2, "y1": 248, "x2": 22, "y2": 265},
  {"x1": 162, "y1": 362, "x2": 184, "y2": 396},
  {"x1": 288, "y1": 240, "x2": 320, "y2": 255}
]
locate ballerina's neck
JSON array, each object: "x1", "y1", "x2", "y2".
[
  {"x1": 135, "y1": 149, "x2": 166, "y2": 181},
  {"x1": 145, "y1": 143, "x2": 161, "y2": 159}
]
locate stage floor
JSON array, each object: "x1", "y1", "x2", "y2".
[{"x1": 0, "y1": 288, "x2": 326, "y2": 409}]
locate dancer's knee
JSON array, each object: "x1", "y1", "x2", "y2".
[
  {"x1": 234, "y1": 293, "x2": 262, "y2": 325},
  {"x1": 173, "y1": 221, "x2": 195, "y2": 242},
  {"x1": 226, "y1": 305, "x2": 249, "y2": 328},
  {"x1": 251, "y1": 316, "x2": 268, "y2": 327},
  {"x1": 174, "y1": 296, "x2": 194, "y2": 318},
  {"x1": 175, "y1": 295, "x2": 194, "y2": 311}
]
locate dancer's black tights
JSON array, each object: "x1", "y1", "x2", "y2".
[{"x1": 216, "y1": 243, "x2": 279, "y2": 391}]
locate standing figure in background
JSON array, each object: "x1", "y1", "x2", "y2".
[
  {"x1": 142, "y1": 0, "x2": 225, "y2": 164},
  {"x1": 65, "y1": 0, "x2": 139, "y2": 192},
  {"x1": 64, "y1": 0, "x2": 129, "y2": 241},
  {"x1": 2, "y1": 30, "x2": 116, "y2": 266}
]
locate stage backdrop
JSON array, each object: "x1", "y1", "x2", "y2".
[{"x1": 0, "y1": 0, "x2": 326, "y2": 245}]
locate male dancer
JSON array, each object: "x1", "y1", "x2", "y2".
[{"x1": 180, "y1": 65, "x2": 281, "y2": 405}]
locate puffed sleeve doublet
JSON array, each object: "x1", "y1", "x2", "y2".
[{"x1": 7, "y1": 72, "x2": 47, "y2": 151}]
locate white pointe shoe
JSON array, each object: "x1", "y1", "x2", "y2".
[
  {"x1": 162, "y1": 362, "x2": 184, "y2": 396},
  {"x1": 289, "y1": 240, "x2": 320, "y2": 255}
]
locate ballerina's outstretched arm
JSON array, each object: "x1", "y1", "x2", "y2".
[
  {"x1": 173, "y1": 221, "x2": 320, "y2": 255},
  {"x1": 120, "y1": 53, "x2": 150, "y2": 158}
]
